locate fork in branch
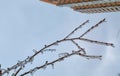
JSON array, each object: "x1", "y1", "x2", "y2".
[{"x1": 2, "y1": 18, "x2": 114, "y2": 76}]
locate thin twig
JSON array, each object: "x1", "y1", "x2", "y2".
[
  {"x1": 71, "y1": 40, "x2": 86, "y2": 54},
  {"x1": 14, "y1": 67, "x2": 22, "y2": 76},
  {"x1": 80, "y1": 18, "x2": 106, "y2": 37},
  {"x1": 78, "y1": 37, "x2": 115, "y2": 47},
  {"x1": 54, "y1": 37, "x2": 114, "y2": 47},
  {"x1": 2, "y1": 36, "x2": 114, "y2": 75},
  {"x1": 64, "y1": 20, "x2": 89, "y2": 39},
  {"x1": 20, "y1": 50, "x2": 101, "y2": 76},
  {"x1": 0, "y1": 70, "x2": 2, "y2": 76},
  {"x1": 2, "y1": 19, "x2": 114, "y2": 76},
  {"x1": 78, "y1": 53, "x2": 102, "y2": 60},
  {"x1": 59, "y1": 37, "x2": 114, "y2": 47}
]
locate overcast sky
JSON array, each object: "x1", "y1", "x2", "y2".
[{"x1": 0, "y1": 0, "x2": 120, "y2": 76}]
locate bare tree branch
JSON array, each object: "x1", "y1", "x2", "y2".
[
  {"x1": 14, "y1": 67, "x2": 22, "y2": 76},
  {"x1": 1, "y1": 19, "x2": 114, "y2": 76},
  {"x1": 64, "y1": 20, "x2": 89, "y2": 39},
  {"x1": 78, "y1": 53, "x2": 102, "y2": 60},
  {"x1": 20, "y1": 50, "x2": 101, "y2": 76},
  {"x1": 71, "y1": 40, "x2": 86, "y2": 54},
  {"x1": 0, "y1": 64, "x2": 2, "y2": 76},
  {"x1": 80, "y1": 18, "x2": 106, "y2": 37},
  {"x1": 0, "y1": 70, "x2": 2, "y2": 76},
  {"x1": 60, "y1": 37, "x2": 114, "y2": 47},
  {"x1": 2, "y1": 37, "x2": 114, "y2": 75},
  {"x1": 78, "y1": 37, "x2": 114, "y2": 47}
]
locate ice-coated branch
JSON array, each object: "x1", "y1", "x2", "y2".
[
  {"x1": 79, "y1": 37, "x2": 114, "y2": 47},
  {"x1": 20, "y1": 50, "x2": 101, "y2": 76},
  {"x1": 80, "y1": 18, "x2": 106, "y2": 37},
  {"x1": 78, "y1": 53, "x2": 102, "y2": 60},
  {"x1": 1, "y1": 19, "x2": 114, "y2": 76},
  {"x1": 71, "y1": 40, "x2": 86, "y2": 54},
  {"x1": 14, "y1": 67, "x2": 22, "y2": 76},
  {"x1": 0, "y1": 70, "x2": 2, "y2": 76},
  {"x1": 62, "y1": 37, "x2": 114, "y2": 47},
  {"x1": 64, "y1": 20, "x2": 89, "y2": 39}
]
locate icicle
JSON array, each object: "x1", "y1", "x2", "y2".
[
  {"x1": 0, "y1": 64, "x2": 1, "y2": 69},
  {"x1": 45, "y1": 61, "x2": 48, "y2": 65},
  {"x1": 54, "y1": 42, "x2": 59, "y2": 46},
  {"x1": 29, "y1": 57, "x2": 34, "y2": 64},
  {"x1": 32, "y1": 49, "x2": 38, "y2": 53},
  {"x1": 6, "y1": 69, "x2": 9, "y2": 76},
  {"x1": 41, "y1": 51, "x2": 43, "y2": 54},
  {"x1": 14, "y1": 68, "x2": 16, "y2": 73},
  {"x1": 13, "y1": 65, "x2": 17, "y2": 71},
  {"x1": 86, "y1": 58, "x2": 90, "y2": 60},
  {"x1": 58, "y1": 52, "x2": 69, "y2": 57},
  {"x1": 30, "y1": 69, "x2": 36, "y2": 76},
  {"x1": 17, "y1": 61, "x2": 24, "y2": 68},
  {"x1": 49, "y1": 49, "x2": 56, "y2": 52},
  {"x1": 42, "y1": 66, "x2": 46, "y2": 70},
  {"x1": 11, "y1": 73, "x2": 15, "y2": 76},
  {"x1": 51, "y1": 64, "x2": 54, "y2": 69},
  {"x1": 30, "y1": 71, "x2": 33, "y2": 76},
  {"x1": 26, "y1": 56, "x2": 30, "y2": 61},
  {"x1": 98, "y1": 57, "x2": 102, "y2": 60},
  {"x1": 44, "y1": 45, "x2": 47, "y2": 48},
  {"x1": 72, "y1": 50, "x2": 75, "y2": 53},
  {"x1": 44, "y1": 49, "x2": 56, "y2": 52},
  {"x1": 59, "y1": 58, "x2": 64, "y2": 62}
]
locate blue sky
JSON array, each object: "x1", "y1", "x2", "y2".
[{"x1": 0, "y1": 0, "x2": 120, "y2": 76}]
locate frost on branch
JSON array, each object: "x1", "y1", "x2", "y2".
[{"x1": 1, "y1": 18, "x2": 114, "y2": 76}]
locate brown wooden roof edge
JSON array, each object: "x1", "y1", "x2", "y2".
[
  {"x1": 40, "y1": 0, "x2": 97, "y2": 6},
  {"x1": 40, "y1": 0, "x2": 59, "y2": 5}
]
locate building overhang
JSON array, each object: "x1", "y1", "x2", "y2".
[{"x1": 40, "y1": 0, "x2": 120, "y2": 13}]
